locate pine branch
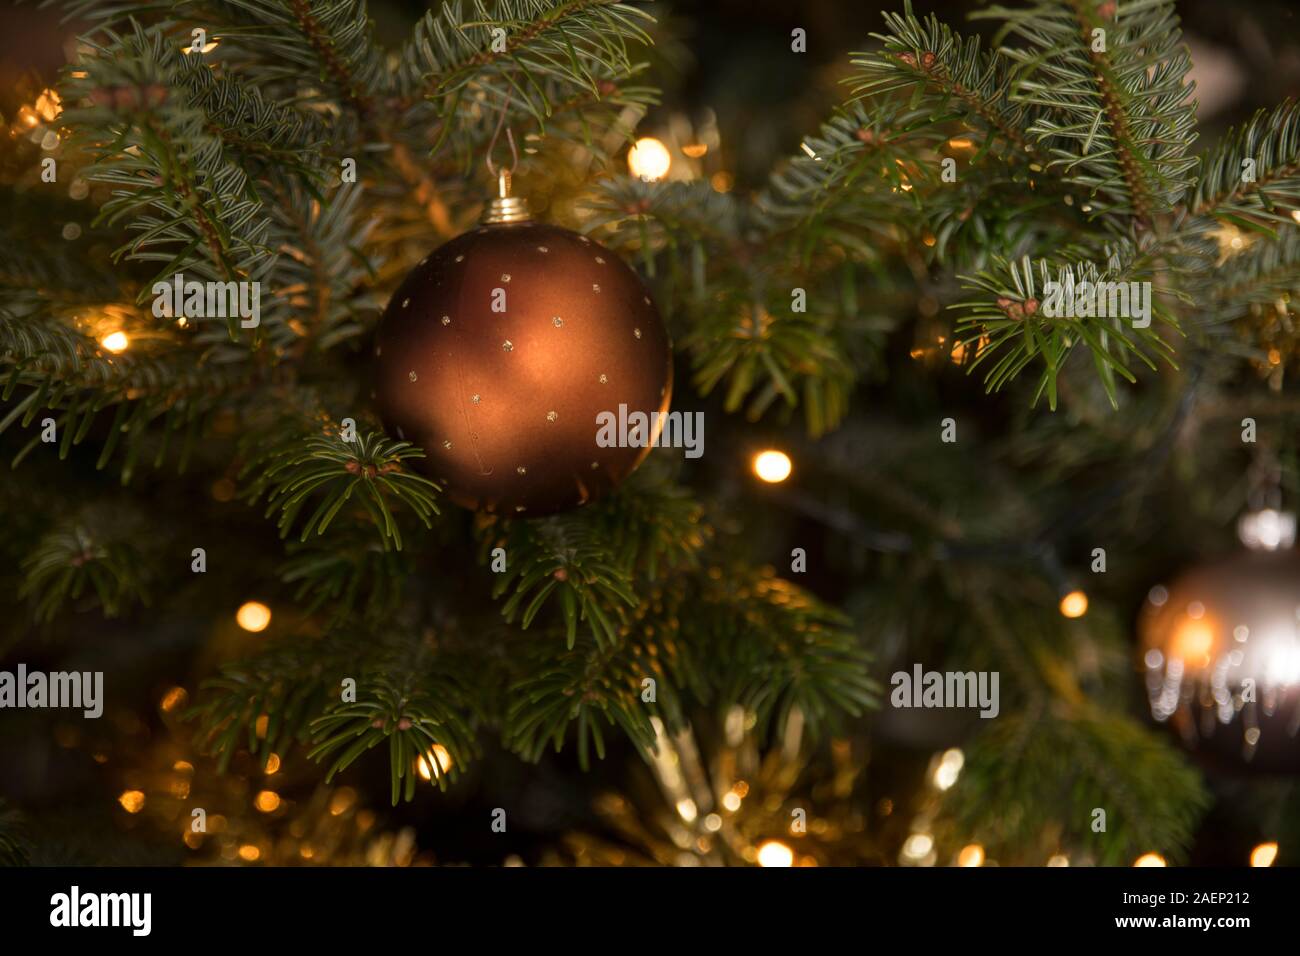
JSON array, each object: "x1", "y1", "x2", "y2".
[
  {"x1": 949, "y1": 709, "x2": 1209, "y2": 865},
  {"x1": 402, "y1": 0, "x2": 653, "y2": 138},
  {"x1": 477, "y1": 511, "x2": 639, "y2": 649},
  {"x1": 19, "y1": 507, "x2": 153, "y2": 625},
  {"x1": 1190, "y1": 99, "x2": 1300, "y2": 231},
  {"x1": 849, "y1": 1, "x2": 1046, "y2": 162},
  {"x1": 954, "y1": 250, "x2": 1178, "y2": 409},
  {"x1": 979, "y1": 0, "x2": 1199, "y2": 222},
  {"x1": 240, "y1": 420, "x2": 441, "y2": 551}
]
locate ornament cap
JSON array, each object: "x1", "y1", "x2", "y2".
[{"x1": 483, "y1": 169, "x2": 532, "y2": 225}]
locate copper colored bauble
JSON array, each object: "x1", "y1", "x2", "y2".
[
  {"x1": 1138, "y1": 524, "x2": 1300, "y2": 774},
  {"x1": 374, "y1": 176, "x2": 671, "y2": 515}
]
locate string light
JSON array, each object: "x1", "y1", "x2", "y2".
[
  {"x1": 100, "y1": 331, "x2": 129, "y2": 353},
  {"x1": 932, "y1": 747, "x2": 964, "y2": 790},
  {"x1": 628, "y1": 137, "x2": 671, "y2": 182},
  {"x1": 756, "y1": 840, "x2": 794, "y2": 867},
  {"x1": 753, "y1": 450, "x2": 793, "y2": 483},
  {"x1": 254, "y1": 790, "x2": 281, "y2": 813},
  {"x1": 415, "y1": 744, "x2": 453, "y2": 780},
  {"x1": 118, "y1": 790, "x2": 145, "y2": 813},
  {"x1": 1059, "y1": 590, "x2": 1088, "y2": 619},
  {"x1": 957, "y1": 844, "x2": 985, "y2": 867},
  {"x1": 1250, "y1": 842, "x2": 1278, "y2": 867},
  {"x1": 1133, "y1": 852, "x2": 1167, "y2": 867},
  {"x1": 236, "y1": 601, "x2": 272, "y2": 632}
]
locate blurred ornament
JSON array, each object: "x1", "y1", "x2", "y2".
[
  {"x1": 373, "y1": 168, "x2": 672, "y2": 515},
  {"x1": 550, "y1": 708, "x2": 883, "y2": 866},
  {"x1": 1138, "y1": 508, "x2": 1300, "y2": 772}
]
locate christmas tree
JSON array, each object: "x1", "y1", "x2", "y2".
[{"x1": 2, "y1": 0, "x2": 1299, "y2": 872}]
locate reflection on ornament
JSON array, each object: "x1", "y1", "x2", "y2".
[
  {"x1": 1139, "y1": 515, "x2": 1300, "y2": 771},
  {"x1": 1238, "y1": 508, "x2": 1296, "y2": 551}
]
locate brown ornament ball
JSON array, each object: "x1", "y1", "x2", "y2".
[
  {"x1": 1138, "y1": 546, "x2": 1300, "y2": 774},
  {"x1": 374, "y1": 220, "x2": 672, "y2": 515}
]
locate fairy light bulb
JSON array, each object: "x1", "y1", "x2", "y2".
[
  {"x1": 628, "y1": 137, "x2": 671, "y2": 182},
  {"x1": 1250, "y1": 842, "x2": 1278, "y2": 867},
  {"x1": 1059, "y1": 590, "x2": 1088, "y2": 619},
  {"x1": 753, "y1": 450, "x2": 792, "y2": 483},
  {"x1": 1133, "y1": 852, "x2": 1167, "y2": 867},
  {"x1": 757, "y1": 840, "x2": 794, "y2": 867},
  {"x1": 236, "y1": 601, "x2": 272, "y2": 633},
  {"x1": 416, "y1": 744, "x2": 453, "y2": 780},
  {"x1": 101, "y1": 331, "x2": 129, "y2": 353},
  {"x1": 957, "y1": 844, "x2": 985, "y2": 867}
]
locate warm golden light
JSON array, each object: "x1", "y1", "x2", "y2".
[
  {"x1": 1133, "y1": 852, "x2": 1167, "y2": 867},
  {"x1": 254, "y1": 790, "x2": 280, "y2": 813},
  {"x1": 1170, "y1": 617, "x2": 1215, "y2": 665},
  {"x1": 100, "y1": 331, "x2": 129, "y2": 353},
  {"x1": 757, "y1": 840, "x2": 794, "y2": 868},
  {"x1": 238, "y1": 844, "x2": 260, "y2": 861},
  {"x1": 957, "y1": 844, "x2": 985, "y2": 867},
  {"x1": 236, "y1": 601, "x2": 272, "y2": 632},
  {"x1": 1059, "y1": 590, "x2": 1088, "y2": 619},
  {"x1": 415, "y1": 744, "x2": 453, "y2": 780},
  {"x1": 159, "y1": 686, "x2": 187, "y2": 712},
  {"x1": 118, "y1": 790, "x2": 145, "y2": 813},
  {"x1": 628, "y1": 137, "x2": 671, "y2": 182},
  {"x1": 1251, "y1": 842, "x2": 1279, "y2": 867},
  {"x1": 34, "y1": 89, "x2": 62, "y2": 122},
  {"x1": 753, "y1": 450, "x2": 793, "y2": 483}
]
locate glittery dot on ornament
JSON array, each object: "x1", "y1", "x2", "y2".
[
  {"x1": 402, "y1": 297, "x2": 410, "y2": 308},
  {"x1": 441, "y1": 315, "x2": 451, "y2": 325},
  {"x1": 593, "y1": 283, "x2": 601, "y2": 293},
  {"x1": 546, "y1": 411, "x2": 558, "y2": 422},
  {"x1": 408, "y1": 371, "x2": 417, "y2": 382},
  {"x1": 443, "y1": 440, "x2": 452, "y2": 449},
  {"x1": 634, "y1": 328, "x2": 642, "y2": 339},
  {"x1": 599, "y1": 374, "x2": 608, "y2": 384},
  {"x1": 516, "y1": 466, "x2": 527, "y2": 475},
  {"x1": 538, "y1": 246, "x2": 549, "y2": 253},
  {"x1": 501, "y1": 274, "x2": 511, "y2": 283},
  {"x1": 502, "y1": 340, "x2": 513, "y2": 352},
  {"x1": 471, "y1": 394, "x2": 481, "y2": 404},
  {"x1": 553, "y1": 316, "x2": 563, "y2": 327},
  {"x1": 595, "y1": 256, "x2": 606, "y2": 265}
]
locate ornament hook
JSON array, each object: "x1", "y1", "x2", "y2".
[{"x1": 482, "y1": 95, "x2": 530, "y2": 224}]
